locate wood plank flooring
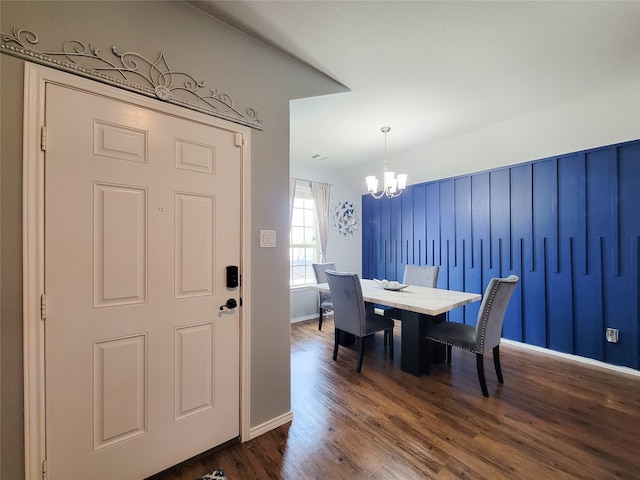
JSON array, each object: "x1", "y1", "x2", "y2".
[{"x1": 152, "y1": 317, "x2": 640, "y2": 479}]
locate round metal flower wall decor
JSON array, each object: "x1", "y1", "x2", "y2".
[{"x1": 333, "y1": 199, "x2": 359, "y2": 238}]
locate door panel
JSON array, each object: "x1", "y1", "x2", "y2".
[
  {"x1": 175, "y1": 323, "x2": 214, "y2": 420},
  {"x1": 93, "y1": 334, "x2": 147, "y2": 450},
  {"x1": 45, "y1": 83, "x2": 241, "y2": 479},
  {"x1": 175, "y1": 192, "x2": 214, "y2": 298},
  {"x1": 93, "y1": 183, "x2": 148, "y2": 307}
]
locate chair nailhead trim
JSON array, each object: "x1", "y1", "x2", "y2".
[
  {"x1": 477, "y1": 279, "x2": 500, "y2": 354},
  {"x1": 428, "y1": 337, "x2": 479, "y2": 354}
]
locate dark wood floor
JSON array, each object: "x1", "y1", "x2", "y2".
[{"x1": 155, "y1": 317, "x2": 640, "y2": 480}]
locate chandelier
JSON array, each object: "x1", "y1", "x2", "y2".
[{"x1": 365, "y1": 126, "x2": 407, "y2": 199}]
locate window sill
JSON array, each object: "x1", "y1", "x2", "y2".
[{"x1": 290, "y1": 285, "x2": 313, "y2": 293}]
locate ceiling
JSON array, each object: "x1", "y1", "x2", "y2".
[{"x1": 189, "y1": 1, "x2": 639, "y2": 172}]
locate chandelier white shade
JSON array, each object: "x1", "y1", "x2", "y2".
[{"x1": 366, "y1": 127, "x2": 407, "y2": 199}]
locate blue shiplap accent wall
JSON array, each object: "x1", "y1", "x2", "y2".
[{"x1": 362, "y1": 139, "x2": 640, "y2": 370}]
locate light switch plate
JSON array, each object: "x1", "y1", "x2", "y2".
[{"x1": 259, "y1": 229, "x2": 276, "y2": 248}]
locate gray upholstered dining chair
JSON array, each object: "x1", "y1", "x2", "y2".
[
  {"x1": 402, "y1": 264, "x2": 440, "y2": 288},
  {"x1": 325, "y1": 270, "x2": 394, "y2": 373},
  {"x1": 424, "y1": 275, "x2": 519, "y2": 397},
  {"x1": 312, "y1": 262, "x2": 335, "y2": 330},
  {"x1": 383, "y1": 265, "x2": 440, "y2": 343}
]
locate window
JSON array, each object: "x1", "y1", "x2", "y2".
[{"x1": 290, "y1": 185, "x2": 319, "y2": 286}]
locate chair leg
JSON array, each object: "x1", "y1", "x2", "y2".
[
  {"x1": 333, "y1": 329, "x2": 339, "y2": 361},
  {"x1": 447, "y1": 344, "x2": 452, "y2": 364},
  {"x1": 388, "y1": 329, "x2": 394, "y2": 360},
  {"x1": 493, "y1": 345, "x2": 504, "y2": 384},
  {"x1": 476, "y1": 353, "x2": 489, "y2": 397},
  {"x1": 318, "y1": 307, "x2": 323, "y2": 330},
  {"x1": 356, "y1": 337, "x2": 365, "y2": 373},
  {"x1": 424, "y1": 339, "x2": 432, "y2": 375},
  {"x1": 384, "y1": 330, "x2": 388, "y2": 346}
]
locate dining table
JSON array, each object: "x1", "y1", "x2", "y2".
[{"x1": 310, "y1": 278, "x2": 482, "y2": 376}]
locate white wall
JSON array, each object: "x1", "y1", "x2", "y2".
[
  {"x1": 344, "y1": 80, "x2": 640, "y2": 189},
  {"x1": 289, "y1": 162, "x2": 362, "y2": 322}
]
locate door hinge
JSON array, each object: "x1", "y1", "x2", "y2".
[
  {"x1": 40, "y1": 126, "x2": 47, "y2": 151},
  {"x1": 42, "y1": 459, "x2": 48, "y2": 480},
  {"x1": 40, "y1": 294, "x2": 46, "y2": 321}
]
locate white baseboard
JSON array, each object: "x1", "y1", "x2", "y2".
[
  {"x1": 249, "y1": 410, "x2": 294, "y2": 440},
  {"x1": 290, "y1": 314, "x2": 318, "y2": 324},
  {"x1": 501, "y1": 339, "x2": 640, "y2": 377}
]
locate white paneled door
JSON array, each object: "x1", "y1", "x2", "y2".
[{"x1": 44, "y1": 83, "x2": 241, "y2": 479}]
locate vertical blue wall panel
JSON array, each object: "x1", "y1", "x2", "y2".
[
  {"x1": 439, "y1": 180, "x2": 455, "y2": 291},
  {"x1": 472, "y1": 173, "x2": 490, "y2": 271},
  {"x1": 468, "y1": 174, "x2": 491, "y2": 324},
  {"x1": 533, "y1": 159, "x2": 558, "y2": 272},
  {"x1": 378, "y1": 197, "x2": 390, "y2": 280},
  {"x1": 555, "y1": 153, "x2": 587, "y2": 353},
  {"x1": 510, "y1": 165, "x2": 534, "y2": 272},
  {"x1": 456, "y1": 177, "x2": 473, "y2": 324},
  {"x1": 522, "y1": 240, "x2": 547, "y2": 347},
  {"x1": 489, "y1": 169, "x2": 511, "y2": 273},
  {"x1": 455, "y1": 177, "x2": 472, "y2": 271},
  {"x1": 547, "y1": 236, "x2": 574, "y2": 354},
  {"x1": 412, "y1": 184, "x2": 427, "y2": 268},
  {"x1": 400, "y1": 188, "x2": 414, "y2": 278},
  {"x1": 558, "y1": 154, "x2": 587, "y2": 273},
  {"x1": 362, "y1": 139, "x2": 640, "y2": 369},
  {"x1": 425, "y1": 183, "x2": 441, "y2": 269},
  {"x1": 614, "y1": 143, "x2": 640, "y2": 368},
  {"x1": 503, "y1": 238, "x2": 524, "y2": 342},
  {"x1": 575, "y1": 237, "x2": 605, "y2": 361},
  {"x1": 389, "y1": 196, "x2": 402, "y2": 281},
  {"x1": 442, "y1": 180, "x2": 465, "y2": 322},
  {"x1": 361, "y1": 194, "x2": 376, "y2": 279}
]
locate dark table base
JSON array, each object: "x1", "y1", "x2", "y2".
[
  {"x1": 398, "y1": 311, "x2": 446, "y2": 376},
  {"x1": 334, "y1": 309, "x2": 445, "y2": 376}
]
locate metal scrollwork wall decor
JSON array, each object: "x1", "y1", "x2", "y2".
[{"x1": 1, "y1": 28, "x2": 263, "y2": 130}]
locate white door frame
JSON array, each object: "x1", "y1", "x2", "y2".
[{"x1": 22, "y1": 63, "x2": 252, "y2": 480}]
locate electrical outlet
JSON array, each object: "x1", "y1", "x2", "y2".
[{"x1": 605, "y1": 328, "x2": 619, "y2": 343}]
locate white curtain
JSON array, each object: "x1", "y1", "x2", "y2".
[
  {"x1": 310, "y1": 181, "x2": 331, "y2": 262},
  {"x1": 289, "y1": 177, "x2": 297, "y2": 227}
]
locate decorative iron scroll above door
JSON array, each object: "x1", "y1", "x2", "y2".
[{"x1": 1, "y1": 28, "x2": 263, "y2": 130}]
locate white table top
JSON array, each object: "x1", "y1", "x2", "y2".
[{"x1": 311, "y1": 278, "x2": 481, "y2": 316}]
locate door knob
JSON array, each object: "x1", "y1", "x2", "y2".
[{"x1": 219, "y1": 298, "x2": 237, "y2": 310}]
